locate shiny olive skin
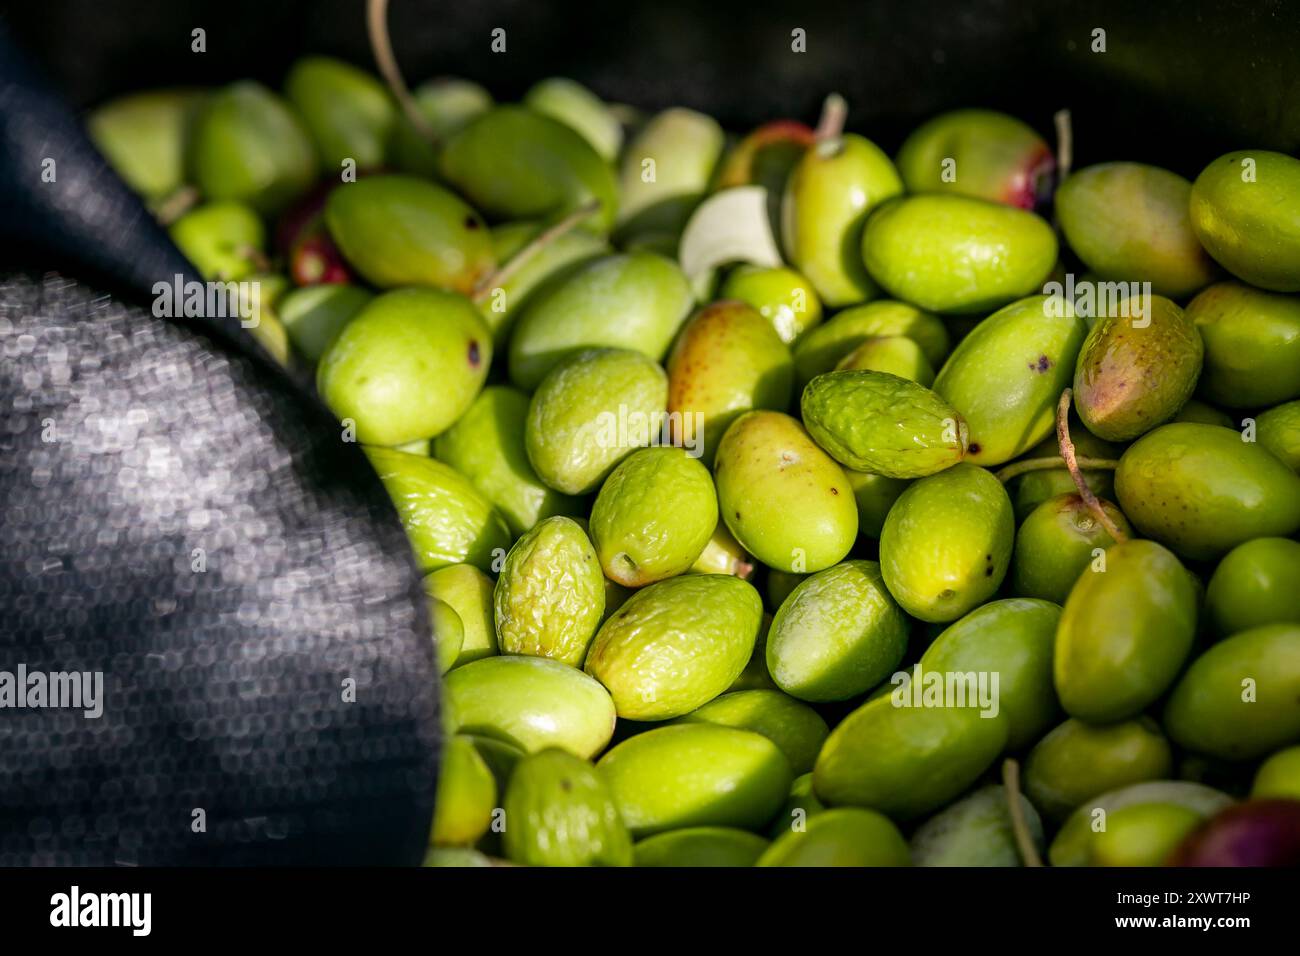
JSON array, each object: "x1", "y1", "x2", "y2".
[
  {"x1": 284, "y1": 55, "x2": 396, "y2": 170},
  {"x1": 757, "y1": 808, "x2": 911, "y2": 866},
  {"x1": 430, "y1": 736, "x2": 497, "y2": 847},
  {"x1": 168, "y1": 201, "x2": 265, "y2": 282},
  {"x1": 720, "y1": 265, "x2": 824, "y2": 345},
  {"x1": 1071, "y1": 294, "x2": 1203, "y2": 443},
  {"x1": 1011, "y1": 494, "x2": 1131, "y2": 605},
  {"x1": 1205, "y1": 538, "x2": 1300, "y2": 636},
  {"x1": 1055, "y1": 162, "x2": 1218, "y2": 298},
  {"x1": 523, "y1": 77, "x2": 622, "y2": 162},
  {"x1": 324, "y1": 175, "x2": 495, "y2": 295},
  {"x1": 424, "y1": 564, "x2": 497, "y2": 667},
  {"x1": 666, "y1": 300, "x2": 794, "y2": 467},
  {"x1": 713, "y1": 411, "x2": 858, "y2": 574},
  {"x1": 1256, "y1": 400, "x2": 1300, "y2": 472},
  {"x1": 1189, "y1": 150, "x2": 1300, "y2": 292},
  {"x1": 878, "y1": 464, "x2": 1014, "y2": 623},
  {"x1": 919, "y1": 598, "x2": 1061, "y2": 749},
  {"x1": 1186, "y1": 281, "x2": 1300, "y2": 408},
  {"x1": 427, "y1": 596, "x2": 465, "y2": 674},
  {"x1": 834, "y1": 335, "x2": 934, "y2": 385},
  {"x1": 1054, "y1": 539, "x2": 1198, "y2": 723},
  {"x1": 1114, "y1": 423, "x2": 1300, "y2": 561},
  {"x1": 1252, "y1": 747, "x2": 1300, "y2": 799},
  {"x1": 89, "y1": 88, "x2": 206, "y2": 202},
  {"x1": 1023, "y1": 717, "x2": 1174, "y2": 821},
  {"x1": 501, "y1": 748, "x2": 632, "y2": 867},
  {"x1": 860, "y1": 194, "x2": 1057, "y2": 315},
  {"x1": 187, "y1": 81, "x2": 317, "y2": 216},
  {"x1": 1048, "y1": 781, "x2": 1233, "y2": 867},
  {"x1": 932, "y1": 294, "x2": 1087, "y2": 465},
  {"x1": 584, "y1": 574, "x2": 763, "y2": 720},
  {"x1": 1164, "y1": 624, "x2": 1300, "y2": 761},
  {"x1": 524, "y1": 347, "x2": 668, "y2": 495},
  {"x1": 589, "y1": 447, "x2": 718, "y2": 586},
  {"x1": 386, "y1": 77, "x2": 492, "y2": 178},
  {"x1": 691, "y1": 521, "x2": 755, "y2": 579},
  {"x1": 674, "y1": 689, "x2": 829, "y2": 775},
  {"x1": 714, "y1": 119, "x2": 815, "y2": 194},
  {"x1": 633, "y1": 828, "x2": 770, "y2": 867},
  {"x1": 364, "y1": 447, "x2": 511, "y2": 574},
  {"x1": 317, "y1": 289, "x2": 492, "y2": 447},
  {"x1": 440, "y1": 105, "x2": 618, "y2": 232},
  {"x1": 482, "y1": 220, "x2": 608, "y2": 347},
  {"x1": 814, "y1": 694, "x2": 1009, "y2": 821},
  {"x1": 895, "y1": 108, "x2": 1054, "y2": 208},
  {"x1": 598, "y1": 724, "x2": 792, "y2": 836},
  {"x1": 445, "y1": 656, "x2": 617, "y2": 759},
  {"x1": 794, "y1": 300, "x2": 950, "y2": 387},
  {"x1": 766, "y1": 560, "x2": 909, "y2": 703},
  {"x1": 433, "y1": 385, "x2": 583, "y2": 537},
  {"x1": 617, "y1": 108, "x2": 725, "y2": 237},
  {"x1": 1090, "y1": 803, "x2": 1206, "y2": 867},
  {"x1": 508, "y1": 251, "x2": 692, "y2": 391},
  {"x1": 278, "y1": 284, "x2": 373, "y2": 364},
  {"x1": 782, "y1": 134, "x2": 904, "y2": 306}
]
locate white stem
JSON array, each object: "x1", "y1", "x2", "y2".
[
  {"x1": 814, "y1": 93, "x2": 848, "y2": 143},
  {"x1": 1054, "y1": 108, "x2": 1073, "y2": 179}
]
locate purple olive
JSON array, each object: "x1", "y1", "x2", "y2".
[{"x1": 1167, "y1": 799, "x2": 1300, "y2": 866}]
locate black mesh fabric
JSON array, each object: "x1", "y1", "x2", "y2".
[
  {"x1": 0, "y1": 272, "x2": 441, "y2": 866},
  {"x1": 0, "y1": 29, "x2": 440, "y2": 866}
]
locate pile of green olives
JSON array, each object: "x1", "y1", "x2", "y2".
[{"x1": 92, "y1": 51, "x2": 1300, "y2": 868}]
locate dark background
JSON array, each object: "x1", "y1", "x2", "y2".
[{"x1": 2, "y1": 0, "x2": 1297, "y2": 177}]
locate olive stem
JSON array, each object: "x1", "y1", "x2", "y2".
[
  {"x1": 153, "y1": 185, "x2": 200, "y2": 226},
  {"x1": 1001, "y1": 758, "x2": 1044, "y2": 868},
  {"x1": 470, "y1": 199, "x2": 603, "y2": 305},
  {"x1": 813, "y1": 93, "x2": 848, "y2": 144},
  {"x1": 367, "y1": 0, "x2": 439, "y2": 146},
  {"x1": 1056, "y1": 389, "x2": 1128, "y2": 542},
  {"x1": 994, "y1": 455, "x2": 1119, "y2": 483},
  {"x1": 1054, "y1": 108, "x2": 1073, "y2": 180}
]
